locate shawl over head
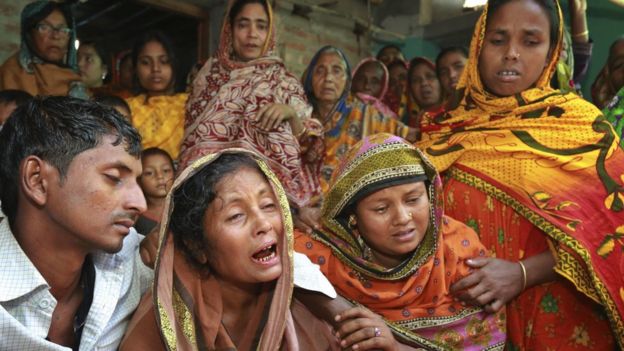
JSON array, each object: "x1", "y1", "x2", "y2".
[
  {"x1": 152, "y1": 149, "x2": 295, "y2": 350},
  {"x1": 352, "y1": 57, "x2": 397, "y2": 119},
  {"x1": 417, "y1": 0, "x2": 624, "y2": 345},
  {"x1": 181, "y1": 0, "x2": 320, "y2": 207},
  {"x1": 19, "y1": 0, "x2": 78, "y2": 72},
  {"x1": 298, "y1": 133, "x2": 505, "y2": 350}
]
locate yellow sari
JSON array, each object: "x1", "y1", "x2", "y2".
[{"x1": 126, "y1": 93, "x2": 187, "y2": 159}]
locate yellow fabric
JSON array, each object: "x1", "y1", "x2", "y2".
[
  {"x1": 417, "y1": 1, "x2": 624, "y2": 346},
  {"x1": 126, "y1": 93, "x2": 188, "y2": 159},
  {"x1": 321, "y1": 94, "x2": 409, "y2": 193}
]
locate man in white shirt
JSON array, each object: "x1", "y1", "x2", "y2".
[{"x1": 0, "y1": 96, "x2": 152, "y2": 350}]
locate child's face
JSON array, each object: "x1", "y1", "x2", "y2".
[
  {"x1": 0, "y1": 101, "x2": 17, "y2": 127},
  {"x1": 354, "y1": 181, "x2": 430, "y2": 268},
  {"x1": 478, "y1": 0, "x2": 552, "y2": 97},
  {"x1": 140, "y1": 153, "x2": 174, "y2": 199}
]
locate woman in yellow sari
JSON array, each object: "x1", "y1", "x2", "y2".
[
  {"x1": 126, "y1": 31, "x2": 187, "y2": 160},
  {"x1": 417, "y1": 0, "x2": 624, "y2": 349}
]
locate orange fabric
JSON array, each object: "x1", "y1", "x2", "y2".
[
  {"x1": 415, "y1": 1, "x2": 624, "y2": 347},
  {"x1": 0, "y1": 53, "x2": 81, "y2": 96},
  {"x1": 444, "y1": 179, "x2": 615, "y2": 350}
]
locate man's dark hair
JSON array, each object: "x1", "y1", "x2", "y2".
[
  {"x1": 93, "y1": 94, "x2": 130, "y2": 113},
  {"x1": 0, "y1": 89, "x2": 33, "y2": 106},
  {"x1": 169, "y1": 153, "x2": 262, "y2": 272},
  {"x1": 376, "y1": 44, "x2": 403, "y2": 60},
  {"x1": 0, "y1": 95, "x2": 141, "y2": 226},
  {"x1": 435, "y1": 46, "x2": 468, "y2": 76}
]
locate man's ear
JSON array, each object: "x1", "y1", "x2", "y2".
[{"x1": 20, "y1": 156, "x2": 52, "y2": 206}]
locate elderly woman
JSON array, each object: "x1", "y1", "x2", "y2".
[
  {"x1": 181, "y1": 0, "x2": 321, "y2": 208},
  {"x1": 120, "y1": 151, "x2": 344, "y2": 350},
  {"x1": 303, "y1": 46, "x2": 417, "y2": 192},
  {"x1": 296, "y1": 133, "x2": 506, "y2": 350},
  {"x1": 0, "y1": 1, "x2": 85, "y2": 98},
  {"x1": 417, "y1": 0, "x2": 624, "y2": 348}
]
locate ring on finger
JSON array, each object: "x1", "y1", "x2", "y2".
[{"x1": 373, "y1": 327, "x2": 381, "y2": 338}]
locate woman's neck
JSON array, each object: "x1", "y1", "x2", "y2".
[
  {"x1": 316, "y1": 101, "x2": 335, "y2": 123},
  {"x1": 220, "y1": 280, "x2": 262, "y2": 345},
  {"x1": 145, "y1": 196, "x2": 166, "y2": 217}
]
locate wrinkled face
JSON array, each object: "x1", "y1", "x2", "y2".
[
  {"x1": 77, "y1": 44, "x2": 106, "y2": 88},
  {"x1": 203, "y1": 167, "x2": 283, "y2": 285},
  {"x1": 378, "y1": 47, "x2": 404, "y2": 67},
  {"x1": 437, "y1": 51, "x2": 467, "y2": 96},
  {"x1": 232, "y1": 3, "x2": 269, "y2": 62},
  {"x1": 351, "y1": 61, "x2": 384, "y2": 98},
  {"x1": 354, "y1": 181, "x2": 430, "y2": 268},
  {"x1": 478, "y1": 0, "x2": 552, "y2": 96},
  {"x1": 30, "y1": 9, "x2": 70, "y2": 63},
  {"x1": 311, "y1": 52, "x2": 348, "y2": 106},
  {"x1": 139, "y1": 153, "x2": 174, "y2": 199},
  {"x1": 388, "y1": 64, "x2": 408, "y2": 98},
  {"x1": 44, "y1": 135, "x2": 146, "y2": 254},
  {"x1": 608, "y1": 40, "x2": 624, "y2": 93},
  {"x1": 136, "y1": 40, "x2": 173, "y2": 95},
  {"x1": 410, "y1": 63, "x2": 441, "y2": 109}
]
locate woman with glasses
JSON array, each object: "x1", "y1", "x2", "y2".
[{"x1": 0, "y1": 1, "x2": 86, "y2": 98}]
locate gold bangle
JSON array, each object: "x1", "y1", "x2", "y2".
[
  {"x1": 518, "y1": 260, "x2": 527, "y2": 291},
  {"x1": 572, "y1": 30, "x2": 588, "y2": 38},
  {"x1": 295, "y1": 126, "x2": 307, "y2": 139}
]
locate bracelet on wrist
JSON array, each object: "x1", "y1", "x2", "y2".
[
  {"x1": 572, "y1": 30, "x2": 589, "y2": 38},
  {"x1": 518, "y1": 260, "x2": 527, "y2": 291}
]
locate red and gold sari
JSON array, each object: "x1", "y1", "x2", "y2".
[
  {"x1": 417, "y1": 1, "x2": 624, "y2": 349},
  {"x1": 296, "y1": 133, "x2": 506, "y2": 350},
  {"x1": 180, "y1": 0, "x2": 322, "y2": 208}
]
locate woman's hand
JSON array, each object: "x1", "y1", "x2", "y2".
[
  {"x1": 256, "y1": 103, "x2": 301, "y2": 132},
  {"x1": 334, "y1": 307, "x2": 399, "y2": 351},
  {"x1": 294, "y1": 204, "x2": 321, "y2": 234},
  {"x1": 449, "y1": 257, "x2": 523, "y2": 313}
]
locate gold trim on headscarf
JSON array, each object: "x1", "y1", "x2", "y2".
[{"x1": 152, "y1": 148, "x2": 294, "y2": 350}]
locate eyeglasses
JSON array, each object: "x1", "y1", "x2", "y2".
[{"x1": 35, "y1": 23, "x2": 72, "y2": 37}]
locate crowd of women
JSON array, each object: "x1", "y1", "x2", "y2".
[{"x1": 0, "y1": 0, "x2": 623, "y2": 350}]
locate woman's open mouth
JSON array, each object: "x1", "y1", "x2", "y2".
[{"x1": 251, "y1": 243, "x2": 278, "y2": 264}]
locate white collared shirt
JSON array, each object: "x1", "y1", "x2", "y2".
[{"x1": 0, "y1": 220, "x2": 153, "y2": 351}]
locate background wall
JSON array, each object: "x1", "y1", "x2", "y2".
[{"x1": 0, "y1": 0, "x2": 34, "y2": 63}]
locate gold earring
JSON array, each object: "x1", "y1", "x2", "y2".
[{"x1": 348, "y1": 214, "x2": 357, "y2": 229}]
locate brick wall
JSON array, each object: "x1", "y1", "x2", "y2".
[
  {"x1": 273, "y1": 2, "x2": 371, "y2": 78},
  {"x1": 0, "y1": 0, "x2": 31, "y2": 64}
]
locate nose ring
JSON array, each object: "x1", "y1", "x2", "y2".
[{"x1": 408, "y1": 212, "x2": 413, "y2": 219}]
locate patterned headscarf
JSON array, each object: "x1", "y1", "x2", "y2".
[
  {"x1": 318, "y1": 133, "x2": 442, "y2": 279},
  {"x1": 216, "y1": 0, "x2": 276, "y2": 71},
  {"x1": 302, "y1": 45, "x2": 352, "y2": 123}
]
